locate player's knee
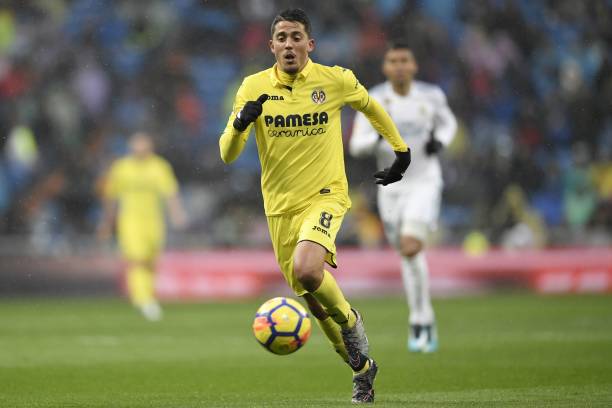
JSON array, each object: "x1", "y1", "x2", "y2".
[
  {"x1": 293, "y1": 260, "x2": 323, "y2": 292},
  {"x1": 400, "y1": 236, "x2": 423, "y2": 258}
]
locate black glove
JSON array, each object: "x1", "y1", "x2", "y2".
[
  {"x1": 425, "y1": 138, "x2": 443, "y2": 156},
  {"x1": 425, "y1": 129, "x2": 443, "y2": 156},
  {"x1": 373, "y1": 148, "x2": 411, "y2": 186},
  {"x1": 232, "y1": 94, "x2": 269, "y2": 131}
]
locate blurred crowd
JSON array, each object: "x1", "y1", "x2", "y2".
[{"x1": 0, "y1": 0, "x2": 610, "y2": 254}]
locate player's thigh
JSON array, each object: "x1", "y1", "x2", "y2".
[
  {"x1": 399, "y1": 185, "x2": 442, "y2": 242},
  {"x1": 298, "y1": 196, "x2": 347, "y2": 268},
  {"x1": 118, "y1": 222, "x2": 161, "y2": 263},
  {"x1": 267, "y1": 213, "x2": 305, "y2": 296}
]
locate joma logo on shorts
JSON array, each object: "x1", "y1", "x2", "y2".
[{"x1": 312, "y1": 225, "x2": 330, "y2": 237}]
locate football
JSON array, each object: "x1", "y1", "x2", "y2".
[{"x1": 252, "y1": 297, "x2": 312, "y2": 355}]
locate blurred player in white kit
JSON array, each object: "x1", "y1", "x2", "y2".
[{"x1": 350, "y1": 42, "x2": 457, "y2": 352}]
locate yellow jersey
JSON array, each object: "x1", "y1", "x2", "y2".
[
  {"x1": 104, "y1": 154, "x2": 178, "y2": 228},
  {"x1": 220, "y1": 59, "x2": 407, "y2": 216}
]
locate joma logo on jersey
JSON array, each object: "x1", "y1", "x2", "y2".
[
  {"x1": 312, "y1": 225, "x2": 330, "y2": 237},
  {"x1": 269, "y1": 95, "x2": 284, "y2": 100},
  {"x1": 264, "y1": 112, "x2": 329, "y2": 128}
]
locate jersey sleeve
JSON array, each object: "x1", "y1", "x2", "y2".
[
  {"x1": 219, "y1": 79, "x2": 254, "y2": 163},
  {"x1": 157, "y1": 159, "x2": 179, "y2": 197},
  {"x1": 431, "y1": 87, "x2": 457, "y2": 147},
  {"x1": 349, "y1": 109, "x2": 380, "y2": 158},
  {"x1": 339, "y1": 67, "x2": 370, "y2": 110},
  {"x1": 358, "y1": 96, "x2": 408, "y2": 153},
  {"x1": 340, "y1": 68, "x2": 407, "y2": 152}
]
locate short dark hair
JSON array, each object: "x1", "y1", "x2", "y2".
[
  {"x1": 387, "y1": 40, "x2": 413, "y2": 52},
  {"x1": 270, "y1": 8, "x2": 312, "y2": 37}
]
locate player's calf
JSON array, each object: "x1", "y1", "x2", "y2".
[{"x1": 341, "y1": 308, "x2": 370, "y2": 371}]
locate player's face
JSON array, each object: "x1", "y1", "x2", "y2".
[
  {"x1": 270, "y1": 20, "x2": 314, "y2": 74},
  {"x1": 130, "y1": 134, "x2": 153, "y2": 159},
  {"x1": 383, "y1": 49, "x2": 418, "y2": 85}
]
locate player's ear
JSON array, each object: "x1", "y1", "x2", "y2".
[
  {"x1": 410, "y1": 52, "x2": 419, "y2": 75},
  {"x1": 269, "y1": 39, "x2": 275, "y2": 54},
  {"x1": 307, "y1": 38, "x2": 315, "y2": 53}
]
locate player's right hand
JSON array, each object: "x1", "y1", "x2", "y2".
[
  {"x1": 373, "y1": 148, "x2": 411, "y2": 186},
  {"x1": 233, "y1": 94, "x2": 269, "y2": 131}
]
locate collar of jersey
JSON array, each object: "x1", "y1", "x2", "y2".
[
  {"x1": 385, "y1": 80, "x2": 413, "y2": 98},
  {"x1": 269, "y1": 59, "x2": 314, "y2": 88}
]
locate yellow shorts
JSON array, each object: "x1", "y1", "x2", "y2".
[
  {"x1": 117, "y1": 219, "x2": 164, "y2": 263},
  {"x1": 267, "y1": 193, "x2": 348, "y2": 296}
]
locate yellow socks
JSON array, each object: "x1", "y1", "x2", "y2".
[
  {"x1": 126, "y1": 264, "x2": 155, "y2": 306},
  {"x1": 311, "y1": 270, "x2": 369, "y2": 375},
  {"x1": 354, "y1": 359, "x2": 371, "y2": 375},
  {"x1": 315, "y1": 316, "x2": 349, "y2": 363},
  {"x1": 315, "y1": 312, "x2": 371, "y2": 375},
  {"x1": 311, "y1": 270, "x2": 356, "y2": 330}
]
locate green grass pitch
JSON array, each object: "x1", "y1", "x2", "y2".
[{"x1": 1, "y1": 294, "x2": 611, "y2": 407}]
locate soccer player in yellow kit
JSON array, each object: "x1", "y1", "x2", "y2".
[
  {"x1": 219, "y1": 9, "x2": 411, "y2": 403},
  {"x1": 98, "y1": 132, "x2": 186, "y2": 321}
]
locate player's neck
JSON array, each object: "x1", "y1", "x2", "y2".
[
  {"x1": 391, "y1": 80, "x2": 412, "y2": 96},
  {"x1": 276, "y1": 67, "x2": 297, "y2": 86}
]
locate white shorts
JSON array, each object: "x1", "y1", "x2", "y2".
[{"x1": 377, "y1": 183, "x2": 442, "y2": 246}]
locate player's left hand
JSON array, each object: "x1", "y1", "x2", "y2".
[
  {"x1": 425, "y1": 138, "x2": 443, "y2": 156},
  {"x1": 374, "y1": 149, "x2": 411, "y2": 186},
  {"x1": 232, "y1": 94, "x2": 269, "y2": 131}
]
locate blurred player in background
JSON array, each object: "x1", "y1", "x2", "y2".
[
  {"x1": 219, "y1": 9, "x2": 411, "y2": 403},
  {"x1": 98, "y1": 132, "x2": 187, "y2": 321},
  {"x1": 350, "y1": 42, "x2": 457, "y2": 353}
]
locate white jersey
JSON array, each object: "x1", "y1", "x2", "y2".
[{"x1": 350, "y1": 80, "x2": 457, "y2": 192}]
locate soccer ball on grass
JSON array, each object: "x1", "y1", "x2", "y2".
[{"x1": 252, "y1": 297, "x2": 311, "y2": 355}]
